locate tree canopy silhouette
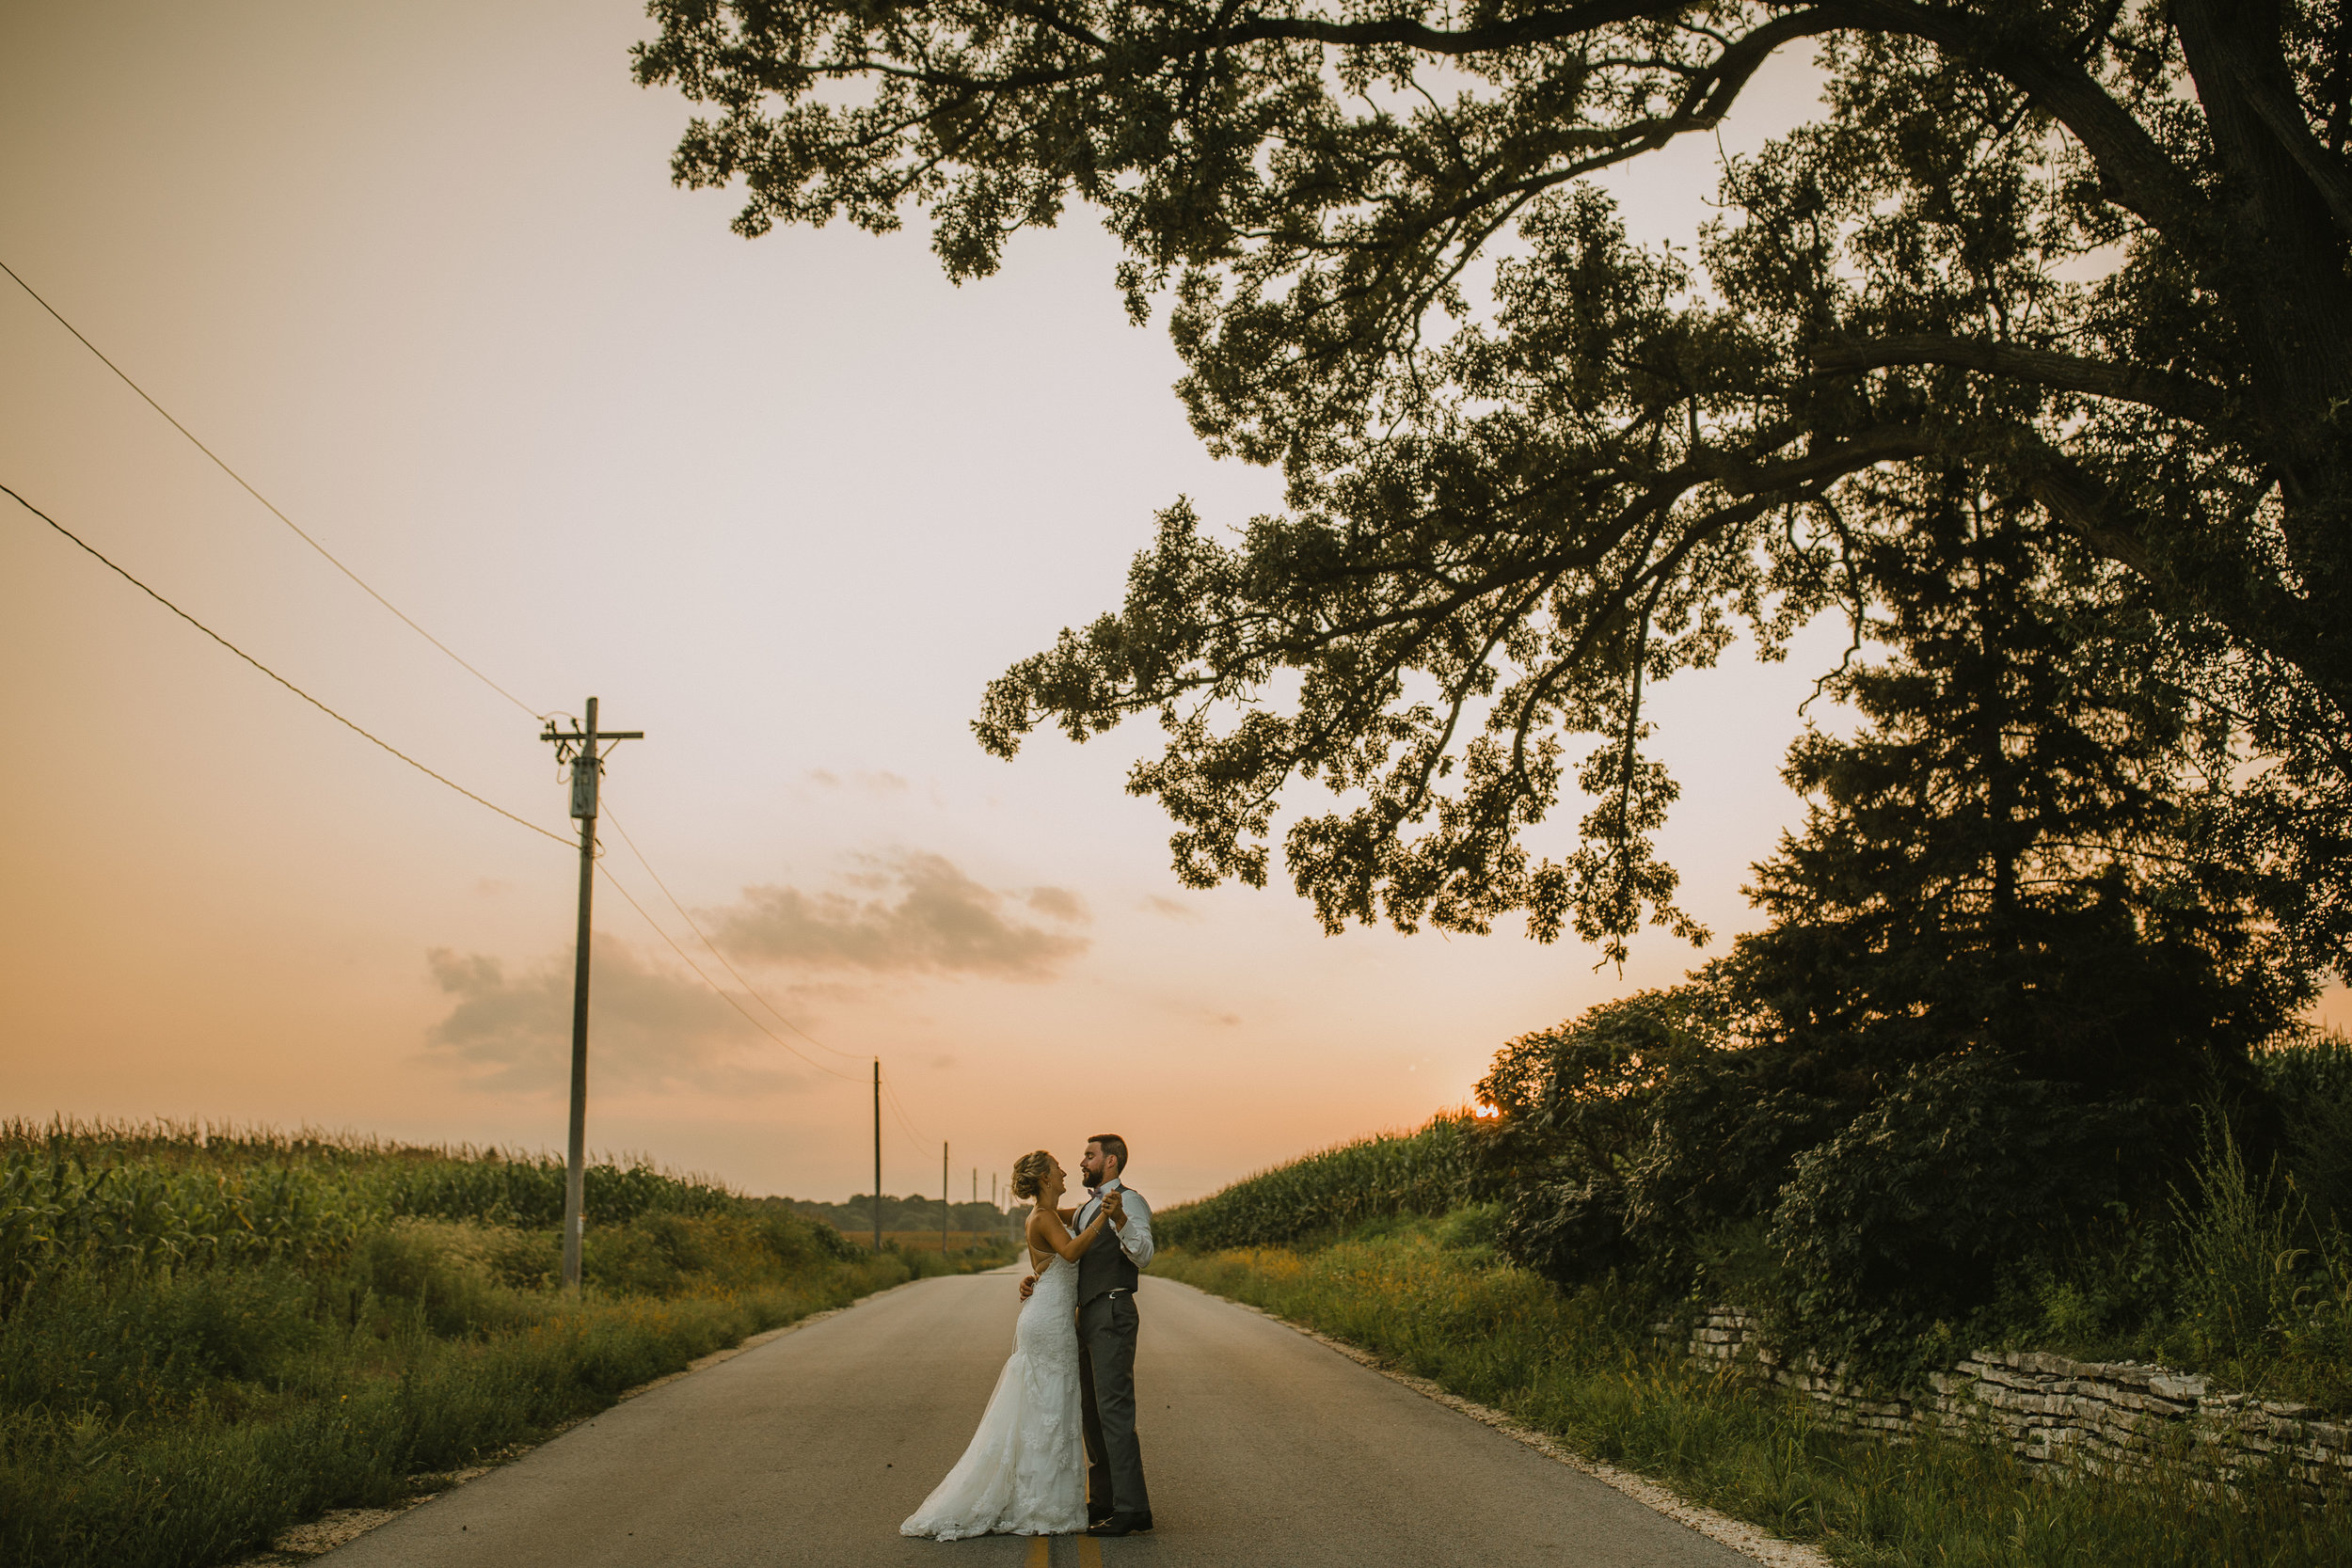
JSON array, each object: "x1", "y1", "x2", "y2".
[{"x1": 637, "y1": 0, "x2": 2352, "y2": 970}]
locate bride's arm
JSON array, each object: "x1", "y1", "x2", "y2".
[{"x1": 1026, "y1": 1204, "x2": 1107, "y2": 1263}]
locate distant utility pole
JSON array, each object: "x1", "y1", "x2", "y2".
[
  {"x1": 872, "y1": 1060, "x2": 882, "y2": 1254},
  {"x1": 942, "y1": 1141, "x2": 950, "y2": 1256},
  {"x1": 540, "y1": 697, "x2": 642, "y2": 1293}
]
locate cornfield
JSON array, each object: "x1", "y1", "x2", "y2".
[
  {"x1": 1154, "y1": 1114, "x2": 1476, "y2": 1251},
  {"x1": 0, "y1": 1150, "x2": 366, "y2": 1300},
  {"x1": 0, "y1": 1117, "x2": 743, "y2": 1308},
  {"x1": 0, "y1": 1115, "x2": 1020, "y2": 1568}
]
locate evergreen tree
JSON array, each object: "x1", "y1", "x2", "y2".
[
  {"x1": 1724, "y1": 471, "x2": 2298, "y2": 1104},
  {"x1": 1716, "y1": 473, "x2": 2305, "y2": 1354},
  {"x1": 1479, "y1": 472, "x2": 2307, "y2": 1357}
]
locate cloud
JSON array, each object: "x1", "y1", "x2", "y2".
[
  {"x1": 1140, "y1": 895, "x2": 1201, "y2": 921},
  {"x1": 711, "y1": 850, "x2": 1089, "y2": 981},
  {"x1": 807, "y1": 768, "x2": 910, "y2": 795},
  {"x1": 423, "y1": 938, "x2": 810, "y2": 1096},
  {"x1": 1026, "y1": 886, "x2": 1089, "y2": 922}
]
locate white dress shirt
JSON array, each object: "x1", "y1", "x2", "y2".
[{"x1": 1073, "y1": 1176, "x2": 1154, "y2": 1270}]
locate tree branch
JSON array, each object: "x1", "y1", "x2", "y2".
[{"x1": 1811, "y1": 333, "x2": 2233, "y2": 426}]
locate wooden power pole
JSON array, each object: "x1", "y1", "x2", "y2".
[
  {"x1": 942, "y1": 1141, "x2": 949, "y2": 1255},
  {"x1": 541, "y1": 697, "x2": 642, "y2": 1293},
  {"x1": 872, "y1": 1060, "x2": 882, "y2": 1254}
]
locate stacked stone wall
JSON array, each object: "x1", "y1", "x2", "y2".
[{"x1": 1664, "y1": 1308, "x2": 2352, "y2": 1497}]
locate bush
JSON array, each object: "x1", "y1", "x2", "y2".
[
  {"x1": 1459, "y1": 990, "x2": 2352, "y2": 1402},
  {"x1": 1764, "y1": 1060, "x2": 2156, "y2": 1371}
]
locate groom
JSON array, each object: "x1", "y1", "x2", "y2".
[{"x1": 1025, "y1": 1132, "x2": 1154, "y2": 1535}]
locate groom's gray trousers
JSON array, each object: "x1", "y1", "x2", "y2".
[{"x1": 1076, "y1": 1290, "x2": 1149, "y2": 1517}]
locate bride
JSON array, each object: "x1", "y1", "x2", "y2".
[{"x1": 899, "y1": 1148, "x2": 1108, "y2": 1540}]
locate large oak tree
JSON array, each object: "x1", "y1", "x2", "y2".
[{"x1": 637, "y1": 0, "x2": 2352, "y2": 971}]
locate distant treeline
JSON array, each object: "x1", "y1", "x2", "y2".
[{"x1": 771, "y1": 1193, "x2": 1019, "y2": 1235}]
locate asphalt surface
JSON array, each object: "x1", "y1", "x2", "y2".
[{"x1": 326, "y1": 1269, "x2": 1754, "y2": 1567}]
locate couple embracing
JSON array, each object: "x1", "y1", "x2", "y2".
[{"x1": 900, "y1": 1134, "x2": 1155, "y2": 1542}]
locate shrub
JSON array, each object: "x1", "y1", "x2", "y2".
[{"x1": 1765, "y1": 1059, "x2": 2155, "y2": 1371}]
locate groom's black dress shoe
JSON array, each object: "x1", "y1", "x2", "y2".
[{"x1": 1088, "y1": 1513, "x2": 1153, "y2": 1536}]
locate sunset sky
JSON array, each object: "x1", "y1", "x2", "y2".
[{"x1": 8, "y1": 2, "x2": 2340, "y2": 1207}]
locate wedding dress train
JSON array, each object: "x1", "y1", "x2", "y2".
[{"x1": 899, "y1": 1252, "x2": 1087, "y2": 1539}]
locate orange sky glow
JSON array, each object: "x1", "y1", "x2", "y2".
[{"x1": 7, "y1": 2, "x2": 2344, "y2": 1206}]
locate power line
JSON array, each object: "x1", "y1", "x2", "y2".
[
  {"x1": 881, "y1": 1073, "x2": 930, "y2": 1149},
  {"x1": 591, "y1": 857, "x2": 866, "y2": 1083},
  {"x1": 4, "y1": 481, "x2": 571, "y2": 848},
  {"x1": 0, "y1": 263, "x2": 952, "y2": 1192},
  {"x1": 0, "y1": 256, "x2": 545, "y2": 721},
  {"x1": 599, "y1": 800, "x2": 942, "y2": 1148},
  {"x1": 600, "y1": 802, "x2": 870, "y2": 1067},
  {"x1": 0, "y1": 264, "x2": 946, "y2": 1151}
]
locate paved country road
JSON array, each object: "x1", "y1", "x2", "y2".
[{"x1": 326, "y1": 1269, "x2": 1756, "y2": 1568}]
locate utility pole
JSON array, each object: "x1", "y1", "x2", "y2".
[
  {"x1": 872, "y1": 1060, "x2": 882, "y2": 1254},
  {"x1": 540, "y1": 697, "x2": 642, "y2": 1293},
  {"x1": 942, "y1": 1141, "x2": 949, "y2": 1256}
]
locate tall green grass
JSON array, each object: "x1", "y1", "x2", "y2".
[
  {"x1": 1153, "y1": 1114, "x2": 1473, "y2": 1251},
  {"x1": 0, "y1": 1119, "x2": 1009, "y2": 1568},
  {"x1": 0, "y1": 1118, "x2": 746, "y2": 1302},
  {"x1": 1157, "y1": 1213, "x2": 2352, "y2": 1566}
]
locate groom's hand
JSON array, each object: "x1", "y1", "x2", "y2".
[
  {"x1": 1104, "y1": 1191, "x2": 1126, "y2": 1228},
  {"x1": 1017, "y1": 1274, "x2": 1037, "y2": 1301}
]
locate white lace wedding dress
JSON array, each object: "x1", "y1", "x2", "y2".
[{"x1": 899, "y1": 1252, "x2": 1087, "y2": 1539}]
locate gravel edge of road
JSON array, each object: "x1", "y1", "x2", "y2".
[
  {"x1": 237, "y1": 1276, "x2": 933, "y2": 1564},
  {"x1": 1188, "y1": 1286, "x2": 1832, "y2": 1568}
]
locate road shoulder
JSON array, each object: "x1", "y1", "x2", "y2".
[
  {"x1": 233, "y1": 1276, "x2": 930, "y2": 1564},
  {"x1": 1176, "y1": 1282, "x2": 1829, "y2": 1568}
]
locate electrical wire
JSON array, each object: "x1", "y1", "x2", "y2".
[
  {"x1": 0, "y1": 265, "x2": 950, "y2": 1156},
  {"x1": 600, "y1": 802, "x2": 871, "y2": 1068},
  {"x1": 866, "y1": 1053, "x2": 930, "y2": 1152},
  {"x1": 598, "y1": 800, "x2": 947, "y2": 1151},
  {"x1": 880, "y1": 1072, "x2": 931, "y2": 1149},
  {"x1": 0, "y1": 257, "x2": 546, "y2": 721},
  {"x1": 4, "y1": 481, "x2": 572, "y2": 848},
  {"x1": 882, "y1": 1073, "x2": 924, "y2": 1132},
  {"x1": 591, "y1": 857, "x2": 866, "y2": 1083}
]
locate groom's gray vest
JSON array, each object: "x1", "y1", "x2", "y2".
[{"x1": 1076, "y1": 1189, "x2": 1140, "y2": 1306}]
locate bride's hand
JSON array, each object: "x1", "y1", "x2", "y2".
[{"x1": 1017, "y1": 1274, "x2": 1036, "y2": 1301}]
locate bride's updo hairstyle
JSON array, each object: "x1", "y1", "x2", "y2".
[{"x1": 1009, "y1": 1149, "x2": 1055, "y2": 1201}]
